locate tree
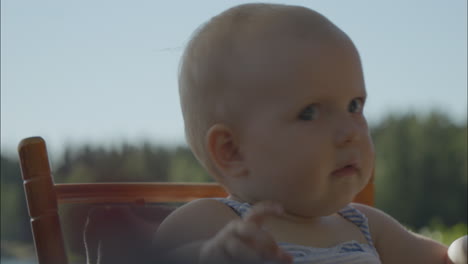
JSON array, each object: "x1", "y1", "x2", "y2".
[{"x1": 372, "y1": 112, "x2": 467, "y2": 229}]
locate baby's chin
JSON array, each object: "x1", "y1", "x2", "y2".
[{"x1": 280, "y1": 196, "x2": 355, "y2": 218}]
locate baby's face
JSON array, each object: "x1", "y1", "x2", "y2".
[{"x1": 234, "y1": 36, "x2": 374, "y2": 217}]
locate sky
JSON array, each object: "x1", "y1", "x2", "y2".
[{"x1": 1, "y1": 0, "x2": 467, "y2": 158}]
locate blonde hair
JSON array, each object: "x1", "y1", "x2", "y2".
[{"x1": 178, "y1": 3, "x2": 345, "y2": 176}]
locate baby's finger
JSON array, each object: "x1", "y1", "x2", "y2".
[
  {"x1": 240, "y1": 206, "x2": 292, "y2": 263},
  {"x1": 244, "y1": 201, "x2": 284, "y2": 227},
  {"x1": 276, "y1": 249, "x2": 294, "y2": 264},
  {"x1": 223, "y1": 235, "x2": 263, "y2": 263},
  {"x1": 234, "y1": 221, "x2": 279, "y2": 257},
  {"x1": 219, "y1": 220, "x2": 292, "y2": 264}
]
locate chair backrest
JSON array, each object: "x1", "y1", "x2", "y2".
[{"x1": 18, "y1": 136, "x2": 374, "y2": 264}]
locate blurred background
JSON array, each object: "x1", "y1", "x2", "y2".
[{"x1": 1, "y1": 0, "x2": 466, "y2": 263}]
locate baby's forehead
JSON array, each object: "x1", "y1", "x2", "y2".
[
  {"x1": 196, "y1": 4, "x2": 347, "y2": 78},
  {"x1": 209, "y1": 4, "x2": 339, "y2": 44}
]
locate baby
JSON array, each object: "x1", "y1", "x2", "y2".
[{"x1": 154, "y1": 3, "x2": 466, "y2": 264}]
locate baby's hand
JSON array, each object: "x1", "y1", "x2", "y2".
[
  {"x1": 448, "y1": 235, "x2": 467, "y2": 264},
  {"x1": 199, "y1": 201, "x2": 293, "y2": 264}
]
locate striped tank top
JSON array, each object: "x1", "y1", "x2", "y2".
[{"x1": 214, "y1": 198, "x2": 382, "y2": 264}]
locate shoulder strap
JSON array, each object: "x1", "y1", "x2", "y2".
[
  {"x1": 338, "y1": 205, "x2": 375, "y2": 247},
  {"x1": 212, "y1": 198, "x2": 252, "y2": 218}
]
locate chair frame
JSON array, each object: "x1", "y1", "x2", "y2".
[{"x1": 18, "y1": 136, "x2": 374, "y2": 264}]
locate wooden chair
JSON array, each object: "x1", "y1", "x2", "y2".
[{"x1": 18, "y1": 136, "x2": 374, "y2": 264}]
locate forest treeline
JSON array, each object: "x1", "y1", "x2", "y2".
[{"x1": 1, "y1": 111, "x2": 467, "y2": 258}]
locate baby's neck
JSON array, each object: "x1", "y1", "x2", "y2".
[
  {"x1": 276, "y1": 210, "x2": 325, "y2": 225},
  {"x1": 226, "y1": 194, "x2": 326, "y2": 226}
]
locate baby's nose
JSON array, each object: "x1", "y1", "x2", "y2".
[{"x1": 334, "y1": 118, "x2": 361, "y2": 147}]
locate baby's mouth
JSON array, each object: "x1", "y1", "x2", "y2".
[{"x1": 331, "y1": 163, "x2": 359, "y2": 178}]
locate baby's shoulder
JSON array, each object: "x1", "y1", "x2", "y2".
[
  {"x1": 166, "y1": 198, "x2": 238, "y2": 224},
  {"x1": 350, "y1": 202, "x2": 389, "y2": 230},
  {"x1": 350, "y1": 203, "x2": 409, "y2": 242},
  {"x1": 154, "y1": 198, "x2": 238, "y2": 249},
  {"x1": 349, "y1": 202, "x2": 382, "y2": 217}
]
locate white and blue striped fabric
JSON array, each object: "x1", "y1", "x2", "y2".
[{"x1": 214, "y1": 198, "x2": 382, "y2": 264}]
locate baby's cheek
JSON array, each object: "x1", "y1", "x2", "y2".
[
  {"x1": 362, "y1": 132, "x2": 375, "y2": 159},
  {"x1": 359, "y1": 136, "x2": 374, "y2": 181}
]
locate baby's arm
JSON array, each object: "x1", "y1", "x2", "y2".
[
  {"x1": 353, "y1": 203, "x2": 454, "y2": 264},
  {"x1": 153, "y1": 199, "x2": 292, "y2": 264}
]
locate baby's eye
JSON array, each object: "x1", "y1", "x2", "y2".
[
  {"x1": 348, "y1": 98, "x2": 365, "y2": 113},
  {"x1": 298, "y1": 104, "x2": 319, "y2": 120}
]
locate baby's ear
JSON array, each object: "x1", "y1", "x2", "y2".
[{"x1": 206, "y1": 124, "x2": 247, "y2": 178}]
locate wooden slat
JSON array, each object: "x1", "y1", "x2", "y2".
[
  {"x1": 55, "y1": 182, "x2": 228, "y2": 204},
  {"x1": 18, "y1": 137, "x2": 68, "y2": 264},
  {"x1": 55, "y1": 181, "x2": 373, "y2": 205}
]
